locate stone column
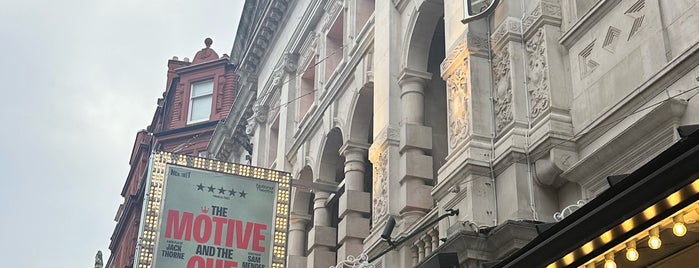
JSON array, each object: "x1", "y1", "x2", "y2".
[
  {"x1": 337, "y1": 144, "x2": 371, "y2": 262},
  {"x1": 307, "y1": 191, "x2": 336, "y2": 268},
  {"x1": 397, "y1": 69, "x2": 435, "y2": 225},
  {"x1": 416, "y1": 240, "x2": 425, "y2": 262},
  {"x1": 287, "y1": 216, "x2": 309, "y2": 267},
  {"x1": 422, "y1": 235, "x2": 433, "y2": 256}
]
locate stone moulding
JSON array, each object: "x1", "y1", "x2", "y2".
[
  {"x1": 523, "y1": 0, "x2": 563, "y2": 40},
  {"x1": 440, "y1": 31, "x2": 488, "y2": 78},
  {"x1": 559, "y1": 0, "x2": 621, "y2": 48},
  {"x1": 490, "y1": 17, "x2": 522, "y2": 52}
]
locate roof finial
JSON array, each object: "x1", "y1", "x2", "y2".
[{"x1": 205, "y1": 38, "x2": 213, "y2": 48}]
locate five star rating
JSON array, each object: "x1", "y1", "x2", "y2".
[{"x1": 195, "y1": 183, "x2": 248, "y2": 198}]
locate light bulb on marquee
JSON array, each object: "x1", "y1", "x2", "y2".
[
  {"x1": 625, "y1": 240, "x2": 639, "y2": 261},
  {"x1": 673, "y1": 214, "x2": 687, "y2": 237},
  {"x1": 604, "y1": 253, "x2": 616, "y2": 268},
  {"x1": 648, "y1": 227, "x2": 662, "y2": 249}
]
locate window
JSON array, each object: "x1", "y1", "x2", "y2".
[
  {"x1": 188, "y1": 79, "x2": 214, "y2": 123},
  {"x1": 198, "y1": 151, "x2": 208, "y2": 158}
]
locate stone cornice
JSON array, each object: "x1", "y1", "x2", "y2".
[
  {"x1": 237, "y1": 0, "x2": 293, "y2": 75},
  {"x1": 522, "y1": 0, "x2": 563, "y2": 40},
  {"x1": 491, "y1": 17, "x2": 522, "y2": 52},
  {"x1": 174, "y1": 57, "x2": 229, "y2": 75},
  {"x1": 559, "y1": 0, "x2": 621, "y2": 48},
  {"x1": 440, "y1": 30, "x2": 488, "y2": 78},
  {"x1": 562, "y1": 99, "x2": 686, "y2": 191}
]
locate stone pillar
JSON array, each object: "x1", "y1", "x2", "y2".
[
  {"x1": 307, "y1": 191, "x2": 336, "y2": 268},
  {"x1": 422, "y1": 235, "x2": 433, "y2": 256},
  {"x1": 337, "y1": 144, "x2": 371, "y2": 262},
  {"x1": 287, "y1": 216, "x2": 309, "y2": 267},
  {"x1": 417, "y1": 240, "x2": 425, "y2": 262},
  {"x1": 430, "y1": 229, "x2": 439, "y2": 250},
  {"x1": 397, "y1": 69, "x2": 435, "y2": 225}
]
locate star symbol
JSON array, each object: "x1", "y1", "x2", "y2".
[
  {"x1": 218, "y1": 187, "x2": 226, "y2": 194},
  {"x1": 228, "y1": 188, "x2": 237, "y2": 196},
  {"x1": 196, "y1": 183, "x2": 205, "y2": 191},
  {"x1": 207, "y1": 185, "x2": 215, "y2": 192},
  {"x1": 239, "y1": 190, "x2": 247, "y2": 198}
]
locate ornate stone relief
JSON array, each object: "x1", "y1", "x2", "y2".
[
  {"x1": 283, "y1": 53, "x2": 299, "y2": 73},
  {"x1": 466, "y1": 33, "x2": 490, "y2": 56},
  {"x1": 245, "y1": 103, "x2": 269, "y2": 135},
  {"x1": 322, "y1": 1, "x2": 343, "y2": 32},
  {"x1": 441, "y1": 32, "x2": 488, "y2": 77},
  {"x1": 441, "y1": 38, "x2": 467, "y2": 77},
  {"x1": 371, "y1": 148, "x2": 388, "y2": 223},
  {"x1": 239, "y1": 0, "x2": 290, "y2": 74},
  {"x1": 447, "y1": 62, "x2": 470, "y2": 149},
  {"x1": 493, "y1": 47, "x2": 513, "y2": 133},
  {"x1": 523, "y1": 0, "x2": 562, "y2": 35},
  {"x1": 491, "y1": 18, "x2": 522, "y2": 51},
  {"x1": 525, "y1": 29, "x2": 550, "y2": 119}
]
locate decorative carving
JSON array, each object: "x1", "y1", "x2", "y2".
[
  {"x1": 322, "y1": 1, "x2": 343, "y2": 32},
  {"x1": 282, "y1": 53, "x2": 299, "y2": 73},
  {"x1": 491, "y1": 18, "x2": 522, "y2": 51},
  {"x1": 372, "y1": 148, "x2": 389, "y2": 223},
  {"x1": 526, "y1": 29, "x2": 550, "y2": 119},
  {"x1": 493, "y1": 47, "x2": 513, "y2": 133},
  {"x1": 245, "y1": 103, "x2": 269, "y2": 135},
  {"x1": 216, "y1": 75, "x2": 225, "y2": 113},
  {"x1": 625, "y1": 0, "x2": 646, "y2": 40},
  {"x1": 447, "y1": 62, "x2": 470, "y2": 149},
  {"x1": 94, "y1": 250, "x2": 103, "y2": 268},
  {"x1": 578, "y1": 39, "x2": 599, "y2": 77},
  {"x1": 602, "y1": 26, "x2": 621, "y2": 52},
  {"x1": 270, "y1": 68, "x2": 284, "y2": 91},
  {"x1": 441, "y1": 37, "x2": 467, "y2": 76},
  {"x1": 331, "y1": 253, "x2": 373, "y2": 268},
  {"x1": 192, "y1": 38, "x2": 220, "y2": 64},
  {"x1": 523, "y1": 0, "x2": 562, "y2": 35},
  {"x1": 174, "y1": 83, "x2": 185, "y2": 122},
  {"x1": 467, "y1": 33, "x2": 489, "y2": 56}
]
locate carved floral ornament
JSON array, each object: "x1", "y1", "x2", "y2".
[
  {"x1": 371, "y1": 148, "x2": 389, "y2": 223},
  {"x1": 525, "y1": 28, "x2": 550, "y2": 119},
  {"x1": 493, "y1": 46, "x2": 513, "y2": 133},
  {"x1": 447, "y1": 62, "x2": 470, "y2": 149}
]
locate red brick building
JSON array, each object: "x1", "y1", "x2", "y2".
[{"x1": 107, "y1": 39, "x2": 237, "y2": 268}]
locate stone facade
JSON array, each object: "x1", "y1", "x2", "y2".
[{"x1": 210, "y1": 0, "x2": 699, "y2": 267}]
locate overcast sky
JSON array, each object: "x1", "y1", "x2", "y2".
[{"x1": 0, "y1": 1, "x2": 243, "y2": 266}]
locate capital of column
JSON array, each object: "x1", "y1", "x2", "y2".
[
  {"x1": 313, "y1": 191, "x2": 330, "y2": 205},
  {"x1": 398, "y1": 68, "x2": 432, "y2": 92},
  {"x1": 289, "y1": 216, "x2": 310, "y2": 231},
  {"x1": 340, "y1": 141, "x2": 369, "y2": 171},
  {"x1": 339, "y1": 141, "x2": 369, "y2": 159}
]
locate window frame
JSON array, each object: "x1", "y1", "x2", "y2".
[{"x1": 187, "y1": 79, "x2": 214, "y2": 124}]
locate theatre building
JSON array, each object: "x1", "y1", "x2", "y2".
[
  {"x1": 107, "y1": 39, "x2": 237, "y2": 268},
  {"x1": 208, "y1": 0, "x2": 699, "y2": 267}
]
